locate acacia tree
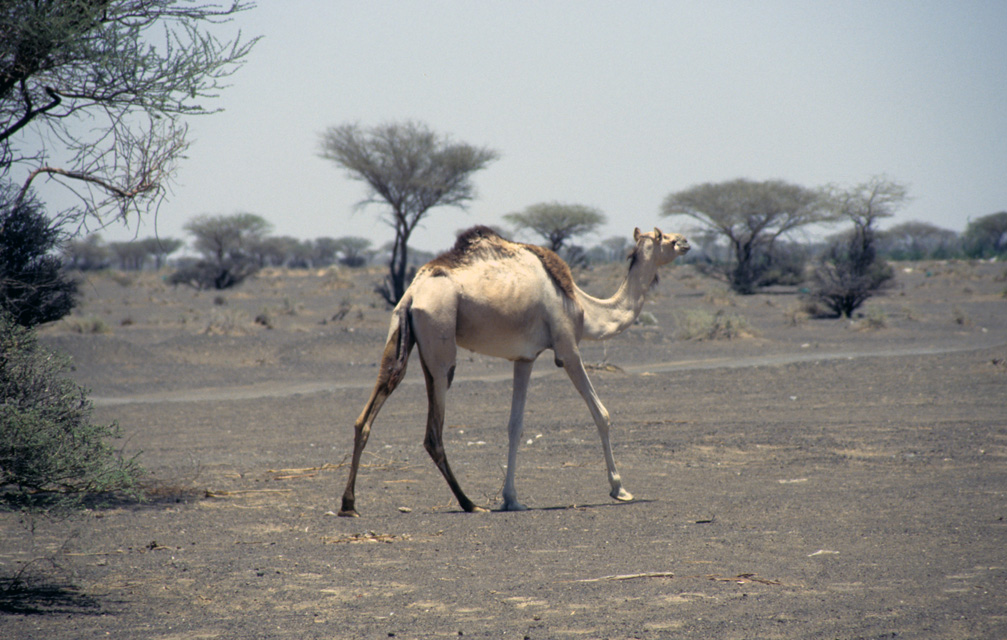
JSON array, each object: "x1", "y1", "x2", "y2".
[
  {"x1": 661, "y1": 179, "x2": 834, "y2": 294},
  {"x1": 63, "y1": 233, "x2": 111, "y2": 270},
  {"x1": 171, "y1": 212, "x2": 271, "y2": 289},
  {"x1": 963, "y1": 211, "x2": 1007, "y2": 259},
  {"x1": 807, "y1": 177, "x2": 906, "y2": 317},
  {"x1": 319, "y1": 121, "x2": 498, "y2": 304},
  {"x1": 332, "y1": 236, "x2": 372, "y2": 267},
  {"x1": 878, "y1": 221, "x2": 959, "y2": 260},
  {"x1": 1, "y1": 0, "x2": 258, "y2": 229},
  {"x1": 141, "y1": 236, "x2": 184, "y2": 269},
  {"x1": 504, "y1": 202, "x2": 606, "y2": 253}
]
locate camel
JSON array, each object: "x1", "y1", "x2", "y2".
[{"x1": 338, "y1": 225, "x2": 690, "y2": 517}]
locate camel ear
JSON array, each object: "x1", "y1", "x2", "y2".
[
  {"x1": 633, "y1": 227, "x2": 642, "y2": 242},
  {"x1": 653, "y1": 227, "x2": 664, "y2": 239}
]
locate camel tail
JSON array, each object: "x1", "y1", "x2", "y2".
[{"x1": 383, "y1": 304, "x2": 414, "y2": 389}]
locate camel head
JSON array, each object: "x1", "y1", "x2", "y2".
[{"x1": 633, "y1": 227, "x2": 690, "y2": 266}]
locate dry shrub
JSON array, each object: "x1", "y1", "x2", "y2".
[
  {"x1": 702, "y1": 286, "x2": 736, "y2": 306},
  {"x1": 203, "y1": 309, "x2": 251, "y2": 335},
  {"x1": 321, "y1": 269, "x2": 354, "y2": 291},
  {"x1": 65, "y1": 316, "x2": 111, "y2": 334},
  {"x1": 674, "y1": 309, "x2": 754, "y2": 341},
  {"x1": 784, "y1": 303, "x2": 810, "y2": 327},
  {"x1": 637, "y1": 311, "x2": 658, "y2": 327},
  {"x1": 852, "y1": 306, "x2": 887, "y2": 331},
  {"x1": 108, "y1": 271, "x2": 136, "y2": 287}
]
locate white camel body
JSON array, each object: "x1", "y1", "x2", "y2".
[{"x1": 338, "y1": 225, "x2": 689, "y2": 517}]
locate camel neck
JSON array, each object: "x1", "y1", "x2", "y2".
[{"x1": 576, "y1": 254, "x2": 659, "y2": 341}]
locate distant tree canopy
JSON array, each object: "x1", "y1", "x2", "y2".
[
  {"x1": 963, "y1": 211, "x2": 1007, "y2": 259},
  {"x1": 332, "y1": 236, "x2": 373, "y2": 267},
  {"x1": 878, "y1": 221, "x2": 959, "y2": 260},
  {"x1": 63, "y1": 234, "x2": 112, "y2": 271},
  {"x1": 186, "y1": 213, "x2": 272, "y2": 263},
  {"x1": 661, "y1": 179, "x2": 835, "y2": 294},
  {"x1": 319, "y1": 120, "x2": 498, "y2": 305},
  {"x1": 504, "y1": 202, "x2": 607, "y2": 253},
  {"x1": 171, "y1": 212, "x2": 271, "y2": 289},
  {"x1": 1, "y1": 1, "x2": 259, "y2": 230}
]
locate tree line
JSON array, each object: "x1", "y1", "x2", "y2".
[{"x1": 62, "y1": 221, "x2": 376, "y2": 274}]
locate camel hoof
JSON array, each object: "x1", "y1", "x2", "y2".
[
  {"x1": 500, "y1": 501, "x2": 528, "y2": 512},
  {"x1": 469, "y1": 505, "x2": 490, "y2": 513},
  {"x1": 612, "y1": 488, "x2": 634, "y2": 502},
  {"x1": 337, "y1": 509, "x2": 360, "y2": 518}
]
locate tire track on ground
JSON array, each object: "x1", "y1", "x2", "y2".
[{"x1": 91, "y1": 340, "x2": 1006, "y2": 407}]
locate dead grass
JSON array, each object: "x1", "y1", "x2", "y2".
[{"x1": 673, "y1": 308, "x2": 754, "y2": 340}]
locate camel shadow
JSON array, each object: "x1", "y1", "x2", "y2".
[
  {"x1": 439, "y1": 499, "x2": 654, "y2": 514},
  {"x1": 528, "y1": 498, "x2": 656, "y2": 512}
]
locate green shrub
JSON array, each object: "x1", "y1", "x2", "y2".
[
  {"x1": 0, "y1": 314, "x2": 143, "y2": 513},
  {"x1": 0, "y1": 186, "x2": 78, "y2": 327}
]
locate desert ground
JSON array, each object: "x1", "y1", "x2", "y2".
[{"x1": 2, "y1": 255, "x2": 1006, "y2": 639}]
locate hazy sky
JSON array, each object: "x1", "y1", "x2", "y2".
[{"x1": 88, "y1": 1, "x2": 1005, "y2": 253}]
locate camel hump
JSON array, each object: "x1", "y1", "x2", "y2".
[
  {"x1": 454, "y1": 225, "x2": 502, "y2": 248},
  {"x1": 424, "y1": 225, "x2": 504, "y2": 273},
  {"x1": 423, "y1": 225, "x2": 576, "y2": 300},
  {"x1": 520, "y1": 244, "x2": 577, "y2": 300}
]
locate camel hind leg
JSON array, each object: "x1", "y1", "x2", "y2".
[
  {"x1": 338, "y1": 311, "x2": 413, "y2": 517},
  {"x1": 411, "y1": 279, "x2": 487, "y2": 513}
]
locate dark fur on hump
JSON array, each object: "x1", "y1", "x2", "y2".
[
  {"x1": 425, "y1": 225, "x2": 502, "y2": 272},
  {"x1": 426, "y1": 225, "x2": 577, "y2": 300}
]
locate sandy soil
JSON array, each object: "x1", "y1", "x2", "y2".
[{"x1": 3, "y1": 259, "x2": 1006, "y2": 639}]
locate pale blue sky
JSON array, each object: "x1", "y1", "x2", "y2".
[{"x1": 91, "y1": 1, "x2": 1005, "y2": 253}]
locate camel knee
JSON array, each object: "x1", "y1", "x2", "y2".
[{"x1": 423, "y1": 435, "x2": 444, "y2": 461}]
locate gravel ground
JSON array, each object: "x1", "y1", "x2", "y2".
[{"x1": 3, "y1": 260, "x2": 1005, "y2": 639}]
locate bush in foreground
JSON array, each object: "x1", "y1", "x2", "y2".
[
  {"x1": 0, "y1": 314, "x2": 143, "y2": 514},
  {"x1": 0, "y1": 187, "x2": 78, "y2": 327}
]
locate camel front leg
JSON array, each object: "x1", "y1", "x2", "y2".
[
  {"x1": 501, "y1": 359, "x2": 534, "y2": 511},
  {"x1": 561, "y1": 352, "x2": 633, "y2": 503}
]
